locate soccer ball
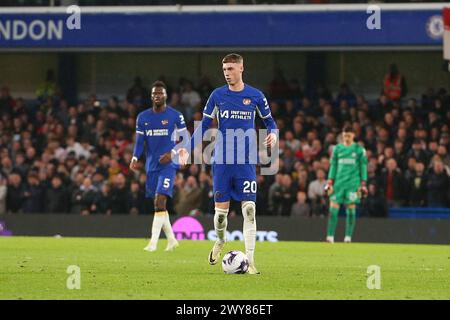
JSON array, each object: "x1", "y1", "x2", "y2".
[{"x1": 222, "y1": 251, "x2": 249, "y2": 274}]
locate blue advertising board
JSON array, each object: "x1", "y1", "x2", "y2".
[{"x1": 0, "y1": 5, "x2": 445, "y2": 49}]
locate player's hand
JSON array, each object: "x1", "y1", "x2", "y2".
[
  {"x1": 324, "y1": 179, "x2": 334, "y2": 196},
  {"x1": 159, "y1": 151, "x2": 173, "y2": 164},
  {"x1": 264, "y1": 132, "x2": 277, "y2": 148},
  {"x1": 358, "y1": 181, "x2": 368, "y2": 198},
  {"x1": 178, "y1": 148, "x2": 190, "y2": 166},
  {"x1": 129, "y1": 157, "x2": 140, "y2": 173}
]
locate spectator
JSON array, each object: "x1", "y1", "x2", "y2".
[
  {"x1": 110, "y1": 173, "x2": 129, "y2": 214},
  {"x1": 0, "y1": 85, "x2": 16, "y2": 116},
  {"x1": 126, "y1": 76, "x2": 148, "y2": 107},
  {"x1": 285, "y1": 131, "x2": 301, "y2": 152},
  {"x1": 427, "y1": 160, "x2": 449, "y2": 207},
  {"x1": 268, "y1": 173, "x2": 283, "y2": 215},
  {"x1": 256, "y1": 174, "x2": 270, "y2": 216},
  {"x1": 308, "y1": 169, "x2": 327, "y2": 217},
  {"x1": 6, "y1": 173, "x2": 24, "y2": 213},
  {"x1": 46, "y1": 175, "x2": 70, "y2": 213},
  {"x1": 380, "y1": 158, "x2": 405, "y2": 207},
  {"x1": 290, "y1": 191, "x2": 311, "y2": 217},
  {"x1": 128, "y1": 181, "x2": 144, "y2": 215},
  {"x1": 71, "y1": 177, "x2": 98, "y2": 215},
  {"x1": 406, "y1": 139, "x2": 429, "y2": 166},
  {"x1": 406, "y1": 162, "x2": 427, "y2": 207},
  {"x1": 199, "y1": 171, "x2": 214, "y2": 215},
  {"x1": 382, "y1": 63, "x2": 407, "y2": 102},
  {"x1": 1, "y1": 156, "x2": 14, "y2": 178},
  {"x1": 336, "y1": 83, "x2": 356, "y2": 107},
  {"x1": 280, "y1": 174, "x2": 296, "y2": 216},
  {"x1": 437, "y1": 144, "x2": 450, "y2": 168},
  {"x1": 22, "y1": 172, "x2": 46, "y2": 213},
  {"x1": 181, "y1": 81, "x2": 202, "y2": 111},
  {"x1": 35, "y1": 69, "x2": 57, "y2": 102},
  {"x1": 95, "y1": 183, "x2": 112, "y2": 215},
  {"x1": 0, "y1": 175, "x2": 6, "y2": 214},
  {"x1": 361, "y1": 184, "x2": 388, "y2": 217},
  {"x1": 174, "y1": 176, "x2": 202, "y2": 215}
]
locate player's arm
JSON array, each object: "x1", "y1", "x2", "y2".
[
  {"x1": 256, "y1": 92, "x2": 278, "y2": 147},
  {"x1": 161, "y1": 113, "x2": 189, "y2": 164},
  {"x1": 325, "y1": 145, "x2": 338, "y2": 195},
  {"x1": 130, "y1": 114, "x2": 145, "y2": 172},
  {"x1": 358, "y1": 146, "x2": 368, "y2": 196}
]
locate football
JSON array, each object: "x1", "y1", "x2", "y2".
[{"x1": 222, "y1": 251, "x2": 249, "y2": 274}]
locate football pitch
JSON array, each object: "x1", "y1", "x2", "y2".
[{"x1": 1, "y1": 237, "x2": 449, "y2": 300}]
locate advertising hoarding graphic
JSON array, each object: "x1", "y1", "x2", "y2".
[
  {"x1": 172, "y1": 216, "x2": 278, "y2": 242},
  {"x1": 0, "y1": 221, "x2": 12, "y2": 236},
  {"x1": 172, "y1": 216, "x2": 206, "y2": 240}
]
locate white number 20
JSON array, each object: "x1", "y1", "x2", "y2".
[{"x1": 243, "y1": 181, "x2": 257, "y2": 193}]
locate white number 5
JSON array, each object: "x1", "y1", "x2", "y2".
[{"x1": 163, "y1": 178, "x2": 170, "y2": 189}]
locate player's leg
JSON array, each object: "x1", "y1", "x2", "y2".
[
  {"x1": 144, "y1": 171, "x2": 162, "y2": 252},
  {"x1": 154, "y1": 193, "x2": 179, "y2": 251},
  {"x1": 209, "y1": 165, "x2": 231, "y2": 265},
  {"x1": 144, "y1": 169, "x2": 178, "y2": 252},
  {"x1": 326, "y1": 201, "x2": 340, "y2": 243},
  {"x1": 234, "y1": 165, "x2": 259, "y2": 274},
  {"x1": 156, "y1": 168, "x2": 178, "y2": 251},
  {"x1": 327, "y1": 185, "x2": 345, "y2": 243},
  {"x1": 344, "y1": 190, "x2": 359, "y2": 243},
  {"x1": 209, "y1": 200, "x2": 230, "y2": 264},
  {"x1": 241, "y1": 200, "x2": 258, "y2": 274},
  {"x1": 344, "y1": 204, "x2": 356, "y2": 243}
]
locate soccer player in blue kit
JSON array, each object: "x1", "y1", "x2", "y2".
[
  {"x1": 130, "y1": 81, "x2": 187, "y2": 252},
  {"x1": 179, "y1": 54, "x2": 278, "y2": 274}
]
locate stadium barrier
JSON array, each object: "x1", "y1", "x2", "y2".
[
  {"x1": 1, "y1": 214, "x2": 450, "y2": 245},
  {"x1": 0, "y1": 4, "x2": 445, "y2": 50}
]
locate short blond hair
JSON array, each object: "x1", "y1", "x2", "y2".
[{"x1": 222, "y1": 53, "x2": 243, "y2": 64}]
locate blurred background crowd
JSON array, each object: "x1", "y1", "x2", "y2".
[{"x1": 0, "y1": 63, "x2": 449, "y2": 217}]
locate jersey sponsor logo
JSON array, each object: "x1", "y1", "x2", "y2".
[
  {"x1": 145, "y1": 129, "x2": 169, "y2": 136},
  {"x1": 242, "y1": 98, "x2": 251, "y2": 105},
  {"x1": 220, "y1": 110, "x2": 229, "y2": 118},
  {"x1": 338, "y1": 158, "x2": 356, "y2": 165},
  {"x1": 219, "y1": 110, "x2": 253, "y2": 120}
]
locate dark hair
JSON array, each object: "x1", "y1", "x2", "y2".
[
  {"x1": 342, "y1": 125, "x2": 354, "y2": 133},
  {"x1": 151, "y1": 80, "x2": 167, "y2": 90},
  {"x1": 222, "y1": 53, "x2": 243, "y2": 64}
]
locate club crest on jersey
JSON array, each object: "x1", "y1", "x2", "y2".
[
  {"x1": 352, "y1": 152, "x2": 356, "y2": 157},
  {"x1": 161, "y1": 120, "x2": 169, "y2": 125},
  {"x1": 243, "y1": 98, "x2": 251, "y2": 105}
]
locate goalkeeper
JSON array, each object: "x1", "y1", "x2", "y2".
[{"x1": 324, "y1": 126, "x2": 368, "y2": 243}]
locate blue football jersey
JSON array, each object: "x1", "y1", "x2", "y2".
[
  {"x1": 134, "y1": 106, "x2": 186, "y2": 172},
  {"x1": 202, "y1": 84, "x2": 273, "y2": 164}
]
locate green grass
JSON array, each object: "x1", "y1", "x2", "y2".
[{"x1": 0, "y1": 237, "x2": 449, "y2": 300}]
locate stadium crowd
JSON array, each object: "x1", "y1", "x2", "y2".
[{"x1": 0, "y1": 67, "x2": 449, "y2": 217}]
